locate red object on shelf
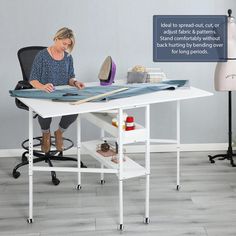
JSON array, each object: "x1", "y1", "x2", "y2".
[{"x1": 125, "y1": 116, "x2": 135, "y2": 131}]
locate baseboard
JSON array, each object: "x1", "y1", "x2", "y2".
[
  {"x1": 0, "y1": 143, "x2": 229, "y2": 158},
  {"x1": 126, "y1": 142, "x2": 229, "y2": 153}
]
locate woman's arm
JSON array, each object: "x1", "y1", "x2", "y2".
[
  {"x1": 69, "y1": 78, "x2": 85, "y2": 89},
  {"x1": 30, "y1": 80, "x2": 55, "y2": 93},
  {"x1": 67, "y1": 55, "x2": 85, "y2": 89}
]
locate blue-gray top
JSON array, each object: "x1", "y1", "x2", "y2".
[{"x1": 29, "y1": 48, "x2": 75, "y2": 86}]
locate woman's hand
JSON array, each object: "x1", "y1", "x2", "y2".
[
  {"x1": 30, "y1": 80, "x2": 55, "y2": 93},
  {"x1": 42, "y1": 83, "x2": 55, "y2": 93},
  {"x1": 74, "y1": 81, "x2": 85, "y2": 89}
]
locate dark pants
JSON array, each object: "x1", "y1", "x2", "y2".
[{"x1": 38, "y1": 114, "x2": 78, "y2": 132}]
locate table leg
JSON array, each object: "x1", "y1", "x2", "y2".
[
  {"x1": 144, "y1": 105, "x2": 150, "y2": 224},
  {"x1": 176, "y1": 101, "x2": 180, "y2": 191},
  {"x1": 118, "y1": 108, "x2": 124, "y2": 231},
  {"x1": 118, "y1": 179, "x2": 124, "y2": 230},
  {"x1": 100, "y1": 129, "x2": 105, "y2": 184},
  {"x1": 28, "y1": 108, "x2": 33, "y2": 223},
  {"x1": 76, "y1": 115, "x2": 82, "y2": 190}
]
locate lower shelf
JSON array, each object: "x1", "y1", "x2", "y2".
[{"x1": 82, "y1": 140, "x2": 147, "y2": 179}]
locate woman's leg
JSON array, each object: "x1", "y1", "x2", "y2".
[
  {"x1": 38, "y1": 116, "x2": 52, "y2": 133},
  {"x1": 38, "y1": 116, "x2": 52, "y2": 153},
  {"x1": 59, "y1": 114, "x2": 78, "y2": 131},
  {"x1": 54, "y1": 114, "x2": 78, "y2": 151}
]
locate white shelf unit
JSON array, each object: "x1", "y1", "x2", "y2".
[
  {"x1": 83, "y1": 112, "x2": 147, "y2": 144},
  {"x1": 82, "y1": 106, "x2": 150, "y2": 228},
  {"x1": 82, "y1": 140, "x2": 147, "y2": 179}
]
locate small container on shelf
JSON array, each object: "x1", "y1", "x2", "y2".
[
  {"x1": 111, "y1": 155, "x2": 126, "y2": 164},
  {"x1": 125, "y1": 116, "x2": 135, "y2": 131},
  {"x1": 96, "y1": 141, "x2": 116, "y2": 157},
  {"x1": 111, "y1": 118, "x2": 126, "y2": 130}
]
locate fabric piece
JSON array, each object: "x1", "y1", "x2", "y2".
[
  {"x1": 9, "y1": 80, "x2": 190, "y2": 102},
  {"x1": 10, "y1": 85, "x2": 126, "y2": 100},
  {"x1": 104, "y1": 80, "x2": 189, "y2": 100}
]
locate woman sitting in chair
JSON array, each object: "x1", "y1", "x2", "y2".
[{"x1": 29, "y1": 27, "x2": 85, "y2": 153}]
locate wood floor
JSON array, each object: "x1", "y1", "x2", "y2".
[{"x1": 1, "y1": 151, "x2": 236, "y2": 236}]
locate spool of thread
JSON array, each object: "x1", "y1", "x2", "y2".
[
  {"x1": 125, "y1": 116, "x2": 135, "y2": 131},
  {"x1": 112, "y1": 118, "x2": 125, "y2": 130}
]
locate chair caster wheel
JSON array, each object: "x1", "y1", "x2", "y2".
[
  {"x1": 81, "y1": 161, "x2": 87, "y2": 168},
  {"x1": 52, "y1": 178, "x2": 60, "y2": 186},
  {"x1": 208, "y1": 155, "x2": 215, "y2": 164},
  {"x1": 143, "y1": 217, "x2": 150, "y2": 224},
  {"x1": 27, "y1": 218, "x2": 33, "y2": 224},
  {"x1": 76, "y1": 185, "x2": 82, "y2": 190},
  {"x1": 230, "y1": 160, "x2": 236, "y2": 167},
  {"x1": 100, "y1": 180, "x2": 105, "y2": 185},
  {"x1": 176, "y1": 185, "x2": 180, "y2": 191},
  {"x1": 13, "y1": 171, "x2": 20, "y2": 179},
  {"x1": 118, "y1": 224, "x2": 124, "y2": 231},
  {"x1": 58, "y1": 151, "x2": 63, "y2": 157},
  {"x1": 22, "y1": 156, "x2": 28, "y2": 163}
]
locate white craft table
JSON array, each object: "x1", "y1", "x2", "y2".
[{"x1": 18, "y1": 83, "x2": 212, "y2": 230}]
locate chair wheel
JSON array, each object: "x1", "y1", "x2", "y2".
[
  {"x1": 231, "y1": 162, "x2": 236, "y2": 167},
  {"x1": 100, "y1": 180, "x2": 105, "y2": 185},
  {"x1": 13, "y1": 171, "x2": 21, "y2": 179},
  {"x1": 58, "y1": 151, "x2": 63, "y2": 157},
  {"x1": 52, "y1": 177, "x2": 60, "y2": 185},
  {"x1": 208, "y1": 155, "x2": 215, "y2": 163},
  {"x1": 21, "y1": 156, "x2": 28, "y2": 162},
  {"x1": 176, "y1": 185, "x2": 180, "y2": 191},
  {"x1": 81, "y1": 161, "x2": 87, "y2": 168}
]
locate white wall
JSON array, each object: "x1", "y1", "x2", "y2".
[{"x1": 0, "y1": 0, "x2": 235, "y2": 149}]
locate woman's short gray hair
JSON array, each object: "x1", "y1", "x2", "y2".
[{"x1": 54, "y1": 27, "x2": 75, "y2": 53}]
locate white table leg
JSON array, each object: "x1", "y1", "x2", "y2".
[
  {"x1": 118, "y1": 179, "x2": 124, "y2": 230},
  {"x1": 28, "y1": 108, "x2": 33, "y2": 223},
  {"x1": 100, "y1": 129, "x2": 105, "y2": 184},
  {"x1": 100, "y1": 164, "x2": 105, "y2": 184},
  {"x1": 176, "y1": 101, "x2": 180, "y2": 191},
  {"x1": 76, "y1": 115, "x2": 82, "y2": 190},
  {"x1": 118, "y1": 108, "x2": 124, "y2": 231},
  {"x1": 144, "y1": 105, "x2": 150, "y2": 224}
]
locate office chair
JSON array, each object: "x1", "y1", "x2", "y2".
[{"x1": 12, "y1": 46, "x2": 86, "y2": 185}]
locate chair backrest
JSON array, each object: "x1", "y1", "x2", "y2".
[
  {"x1": 15, "y1": 46, "x2": 46, "y2": 110},
  {"x1": 17, "y1": 46, "x2": 46, "y2": 81}
]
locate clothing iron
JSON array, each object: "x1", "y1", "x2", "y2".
[{"x1": 98, "y1": 56, "x2": 116, "y2": 86}]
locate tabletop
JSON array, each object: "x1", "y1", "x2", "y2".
[{"x1": 18, "y1": 83, "x2": 213, "y2": 118}]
